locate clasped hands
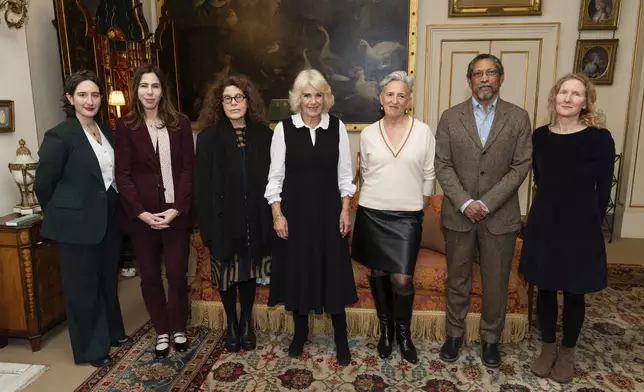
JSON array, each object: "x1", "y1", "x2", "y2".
[
  {"x1": 273, "y1": 208, "x2": 351, "y2": 240},
  {"x1": 138, "y1": 209, "x2": 179, "y2": 230},
  {"x1": 464, "y1": 201, "x2": 488, "y2": 223}
]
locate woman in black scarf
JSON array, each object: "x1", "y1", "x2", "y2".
[{"x1": 194, "y1": 75, "x2": 273, "y2": 352}]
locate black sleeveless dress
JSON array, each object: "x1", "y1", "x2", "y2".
[{"x1": 267, "y1": 116, "x2": 358, "y2": 315}]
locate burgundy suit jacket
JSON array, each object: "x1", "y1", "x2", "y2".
[{"x1": 114, "y1": 115, "x2": 195, "y2": 233}]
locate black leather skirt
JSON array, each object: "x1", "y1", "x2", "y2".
[{"x1": 351, "y1": 205, "x2": 423, "y2": 275}]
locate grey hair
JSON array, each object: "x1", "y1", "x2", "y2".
[
  {"x1": 379, "y1": 70, "x2": 414, "y2": 94},
  {"x1": 466, "y1": 54, "x2": 504, "y2": 79}
]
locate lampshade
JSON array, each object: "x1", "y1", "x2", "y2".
[{"x1": 108, "y1": 90, "x2": 126, "y2": 106}]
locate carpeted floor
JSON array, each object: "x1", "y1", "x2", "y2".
[
  {"x1": 76, "y1": 264, "x2": 644, "y2": 391},
  {"x1": 74, "y1": 323, "x2": 224, "y2": 391}
]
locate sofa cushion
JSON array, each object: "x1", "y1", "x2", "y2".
[
  {"x1": 352, "y1": 244, "x2": 523, "y2": 296},
  {"x1": 420, "y1": 194, "x2": 446, "y2": 254}
]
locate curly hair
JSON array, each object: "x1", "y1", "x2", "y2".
[
  {"x1": 195, "y1": 75, "x2": 267, "y2": 131},
  {"x1": 123, "y1": 64, "x2": 181, "y2": 131},
  {"x1": 61, "y1": 69, "x2": 104, "y2": 117},
  {"x1": 547, "y1": 73, "x2": 605, "y2": 127}
]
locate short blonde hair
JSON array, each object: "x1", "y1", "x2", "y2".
[
  {"x1": 288, "y1": 69, "x2": 335, "y2": 113},
  {"x1": 548, "y1": 73, "x2": 605, "y2": 127}
]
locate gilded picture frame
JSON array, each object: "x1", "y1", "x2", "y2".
[
  {"x1": 578, "y1": 0, "x2": 621, "y2": 31},
  {"x1": 448, "y1": 0, "x2": 542, "y2": 17},
  {"x1": 574, "y1": 39, "x2": 618, "y2": 85},
  {"x1": 0, "y1": 100, "x2": 15, "y2": 133},
  {"x1": 161, "y1": 0, "x2": 418, "y2": 131}
]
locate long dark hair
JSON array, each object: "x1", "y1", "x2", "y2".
[
  {"x1": 195, "y1": 75, "x2": 267, "y2": 131},
  {"x1": 124, "y1": 64, "x2": 181, "y2": 131},
  {"x1": 61, "y1": 70, "x2": 104, "y2": 117}
]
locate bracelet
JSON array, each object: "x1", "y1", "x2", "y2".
[{"x1": 273, "y1": 214, "x2": 284, "y2": 223}]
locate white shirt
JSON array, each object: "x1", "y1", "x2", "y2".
[
  {"x1": 264, "y1": 112, "x2": 356, "y2": 204},
  {"x1": 82, "y1": 125, "x2": 117, "y2": 191},
  {"x1": 358, "y1": 117, "x2": 436, "y2": 211}
]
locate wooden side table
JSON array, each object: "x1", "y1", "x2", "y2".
[{"x1": 0, "y1": 214, "x2": 66, "y2": 351}]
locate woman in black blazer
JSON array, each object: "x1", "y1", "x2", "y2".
[
  {"x1": 194, "y1": 75, "x2": 273, "y2": 352},
  {"x1": 34, "y1": 70, "x2": 128, "y2": 368}
]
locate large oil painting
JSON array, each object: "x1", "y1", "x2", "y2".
[{"x1": 163, "y1": 0, "x2": 417, "y2": 129}]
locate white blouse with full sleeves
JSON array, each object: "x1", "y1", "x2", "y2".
[
  {"x1": 358, "y1": 117, "x2": 436, "y2": 211},
  {"x1": 264, "y1": 112, "x2": 356, "y2": 204}
]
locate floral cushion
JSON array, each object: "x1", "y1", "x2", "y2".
[{"x1": 351, "y1": 239, "x2": 524, "y2": 296}]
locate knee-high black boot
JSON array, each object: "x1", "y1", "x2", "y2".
[
  {"x1": 369, "y1": 276, "x2": 394, "y2": 359},
  {"x1": 393, "y1": 290, "x2": 418, "y2": 364},
  {"x1": 331, "y1": 313, "x2": 351, "y2": 366},
  {"x1": 219, "y1": 287, "x2": 240, "y2": 352},
  {"x1": 238, "y1": 280, "x2": 257, "y2": 350},
  {"x1": 289, "y1": 312, "x2": 308, "y2": 358}
]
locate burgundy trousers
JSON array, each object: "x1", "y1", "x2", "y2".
[{"x1": 129, "y1": 227, "x2": 190, "y2": 335}]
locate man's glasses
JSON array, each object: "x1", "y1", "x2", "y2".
[
  {"x1": 471, "y1": 69, "x2": 499, "y2": 79},
  {"x1": 222, "y1": 94, "x2": 246, "y2": 104}
]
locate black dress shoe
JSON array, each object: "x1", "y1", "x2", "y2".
[
  {"x1": 239, "y1": 313, "x2": 256, "y2": 350},
  {"x1": 173, "y1": 332, "x2": 189, "y2": 353},
  {"x1": 481, "y1": 341, "x2": 501, "y2": 368},
  {"x1": 155, "y1": 334, "x2": 170, "y2": 359},
  {"x1": 439, "y1": 336, "x2": 463, "y2": 363},
  {"x1": 89, "y1": 355, "x2": 112, "y2": 368},
  {"x1": 225, "y1": 321, "x2": 241, "y2": 352},
  {"x1": 110, "y1": 336, "x2": 131, "y2": 347}
]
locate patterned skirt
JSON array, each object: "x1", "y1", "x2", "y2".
[{"x1": 211, "y1": 252, "x2": 271, "y2": 291}]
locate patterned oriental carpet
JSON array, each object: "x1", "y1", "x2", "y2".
[{"x1": 76, "y1": 264, "x2": 644, "y2": 391}]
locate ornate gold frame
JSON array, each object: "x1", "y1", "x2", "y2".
[
  {"x1": 0, "y1": 100, "x2": 15, "y2": 133},
  {"x1": 155, "y1": 0, "x2": 417, "y2": 132},
  {"x1": 574, "y1": 39, "x2": 619, "y2": 85},
  {"x1": 578, "y1": 0, "x2": 622, "y2": 31},
  {"x1": 448, "y1": 0, "x2": 542, "y2": 17}
]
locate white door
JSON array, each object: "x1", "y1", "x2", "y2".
[
  {"x1": 424, "y1": 23, "x2": 559, "y2": 214},
  {"x1": 491, "y1": 40, "x2": 541, "y2": 214}
]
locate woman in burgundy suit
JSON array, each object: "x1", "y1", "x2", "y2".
[{"x1": 115, "y1": 64, "x2": 194, "y2": 359}]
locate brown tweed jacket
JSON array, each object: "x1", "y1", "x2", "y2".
[{"x1": 435, "y1": 97, "x2": 532, "y2": 234}]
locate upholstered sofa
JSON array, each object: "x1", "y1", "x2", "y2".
[{"x1": 189, "y1": 194, "x2": 529, "y2": 343}]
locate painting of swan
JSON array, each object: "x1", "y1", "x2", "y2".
[{"x1": 164, "y1": 0, "x2": 414, "y2": 124}]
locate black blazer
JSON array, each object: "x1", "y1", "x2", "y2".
[
  {"x1": 35, "y1": 117, "x2": 119, "y2": 245},
  {"x1": 194, "y1": 119, "x2": 273, "y2": 260}
]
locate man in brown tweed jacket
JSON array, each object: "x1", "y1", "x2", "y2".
[{"x1": 435, "y1": 54, "x2": 532, "y2": 368}]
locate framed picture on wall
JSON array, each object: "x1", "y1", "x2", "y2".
[
  {"x1": 0, "y1": 100, "x2": 15, "y2": 133},
  {"x1": 163, "y1": 0, "x2": 418, "y2": 131},
  {"x1": 574, "y1": 39, "x2": 619, "y2": 85},
  {"x1": 448, "y1": 0, "x2": 542, "y2": 17},
  {"x1": 578, "y1": 0, "x2": 622, "y2": 30}
]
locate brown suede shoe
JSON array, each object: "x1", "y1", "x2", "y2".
[
  {"x1": 550, "y1": 346, "x2": 575, "y2": 383},
  {"x1": 530, "y1": 342, "x2": 558, "y2": 377}
]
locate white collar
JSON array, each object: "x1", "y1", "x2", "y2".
[{"x1": 292, "y1": 112, "x2": 330, "y2": 130}]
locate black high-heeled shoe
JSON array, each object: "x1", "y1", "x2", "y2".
[
  {"x1": 155, "y1": 334, "x2": 170, "y2": 359},
  {"x1": 173, "y1": 332, "x2": 188, "y2": 353}
]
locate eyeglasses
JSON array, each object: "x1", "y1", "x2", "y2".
[
  {"x1": 471, "y1": 69, "x2": 499, "y2": 79},
  {"x1": 222, "y1": 94, "x2": 246, "y2": 104}
]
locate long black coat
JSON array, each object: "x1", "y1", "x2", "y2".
[{"x1": 194, "y1": 119, "x2": 273, "y2": 261}]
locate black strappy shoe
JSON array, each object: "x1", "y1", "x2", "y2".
[
  {"x1": 173, "y1": 332, "x2": 188, "y2": 353},
  {"x1": 155, "y1": 334, "x2": 170, "y2": 359}
]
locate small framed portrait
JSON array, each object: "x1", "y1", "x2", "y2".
[
  {"x1": 0, "y1": 100, "x2": 15, "y2": 133},
  {"x1": 578, "y1": 0, "x2": 622, "y2": 30},
  {"x1": 574, "y1": 39, "x2": 619, "y2": 85}
]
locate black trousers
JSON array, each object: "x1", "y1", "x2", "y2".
[
  {"x1": 57, "y1": 187, "x2": 126, "y2": 364},
  {"x1": 537, "y1": 289, "x2": 585, "y2": 348}
]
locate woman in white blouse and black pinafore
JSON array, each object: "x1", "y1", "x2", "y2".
[
  {"x1": 265, "y1": 69, "x2": 357, "y2": 366},
  {"x1": 351, "y1": 71, "x2": 436, "y2": 364}
]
